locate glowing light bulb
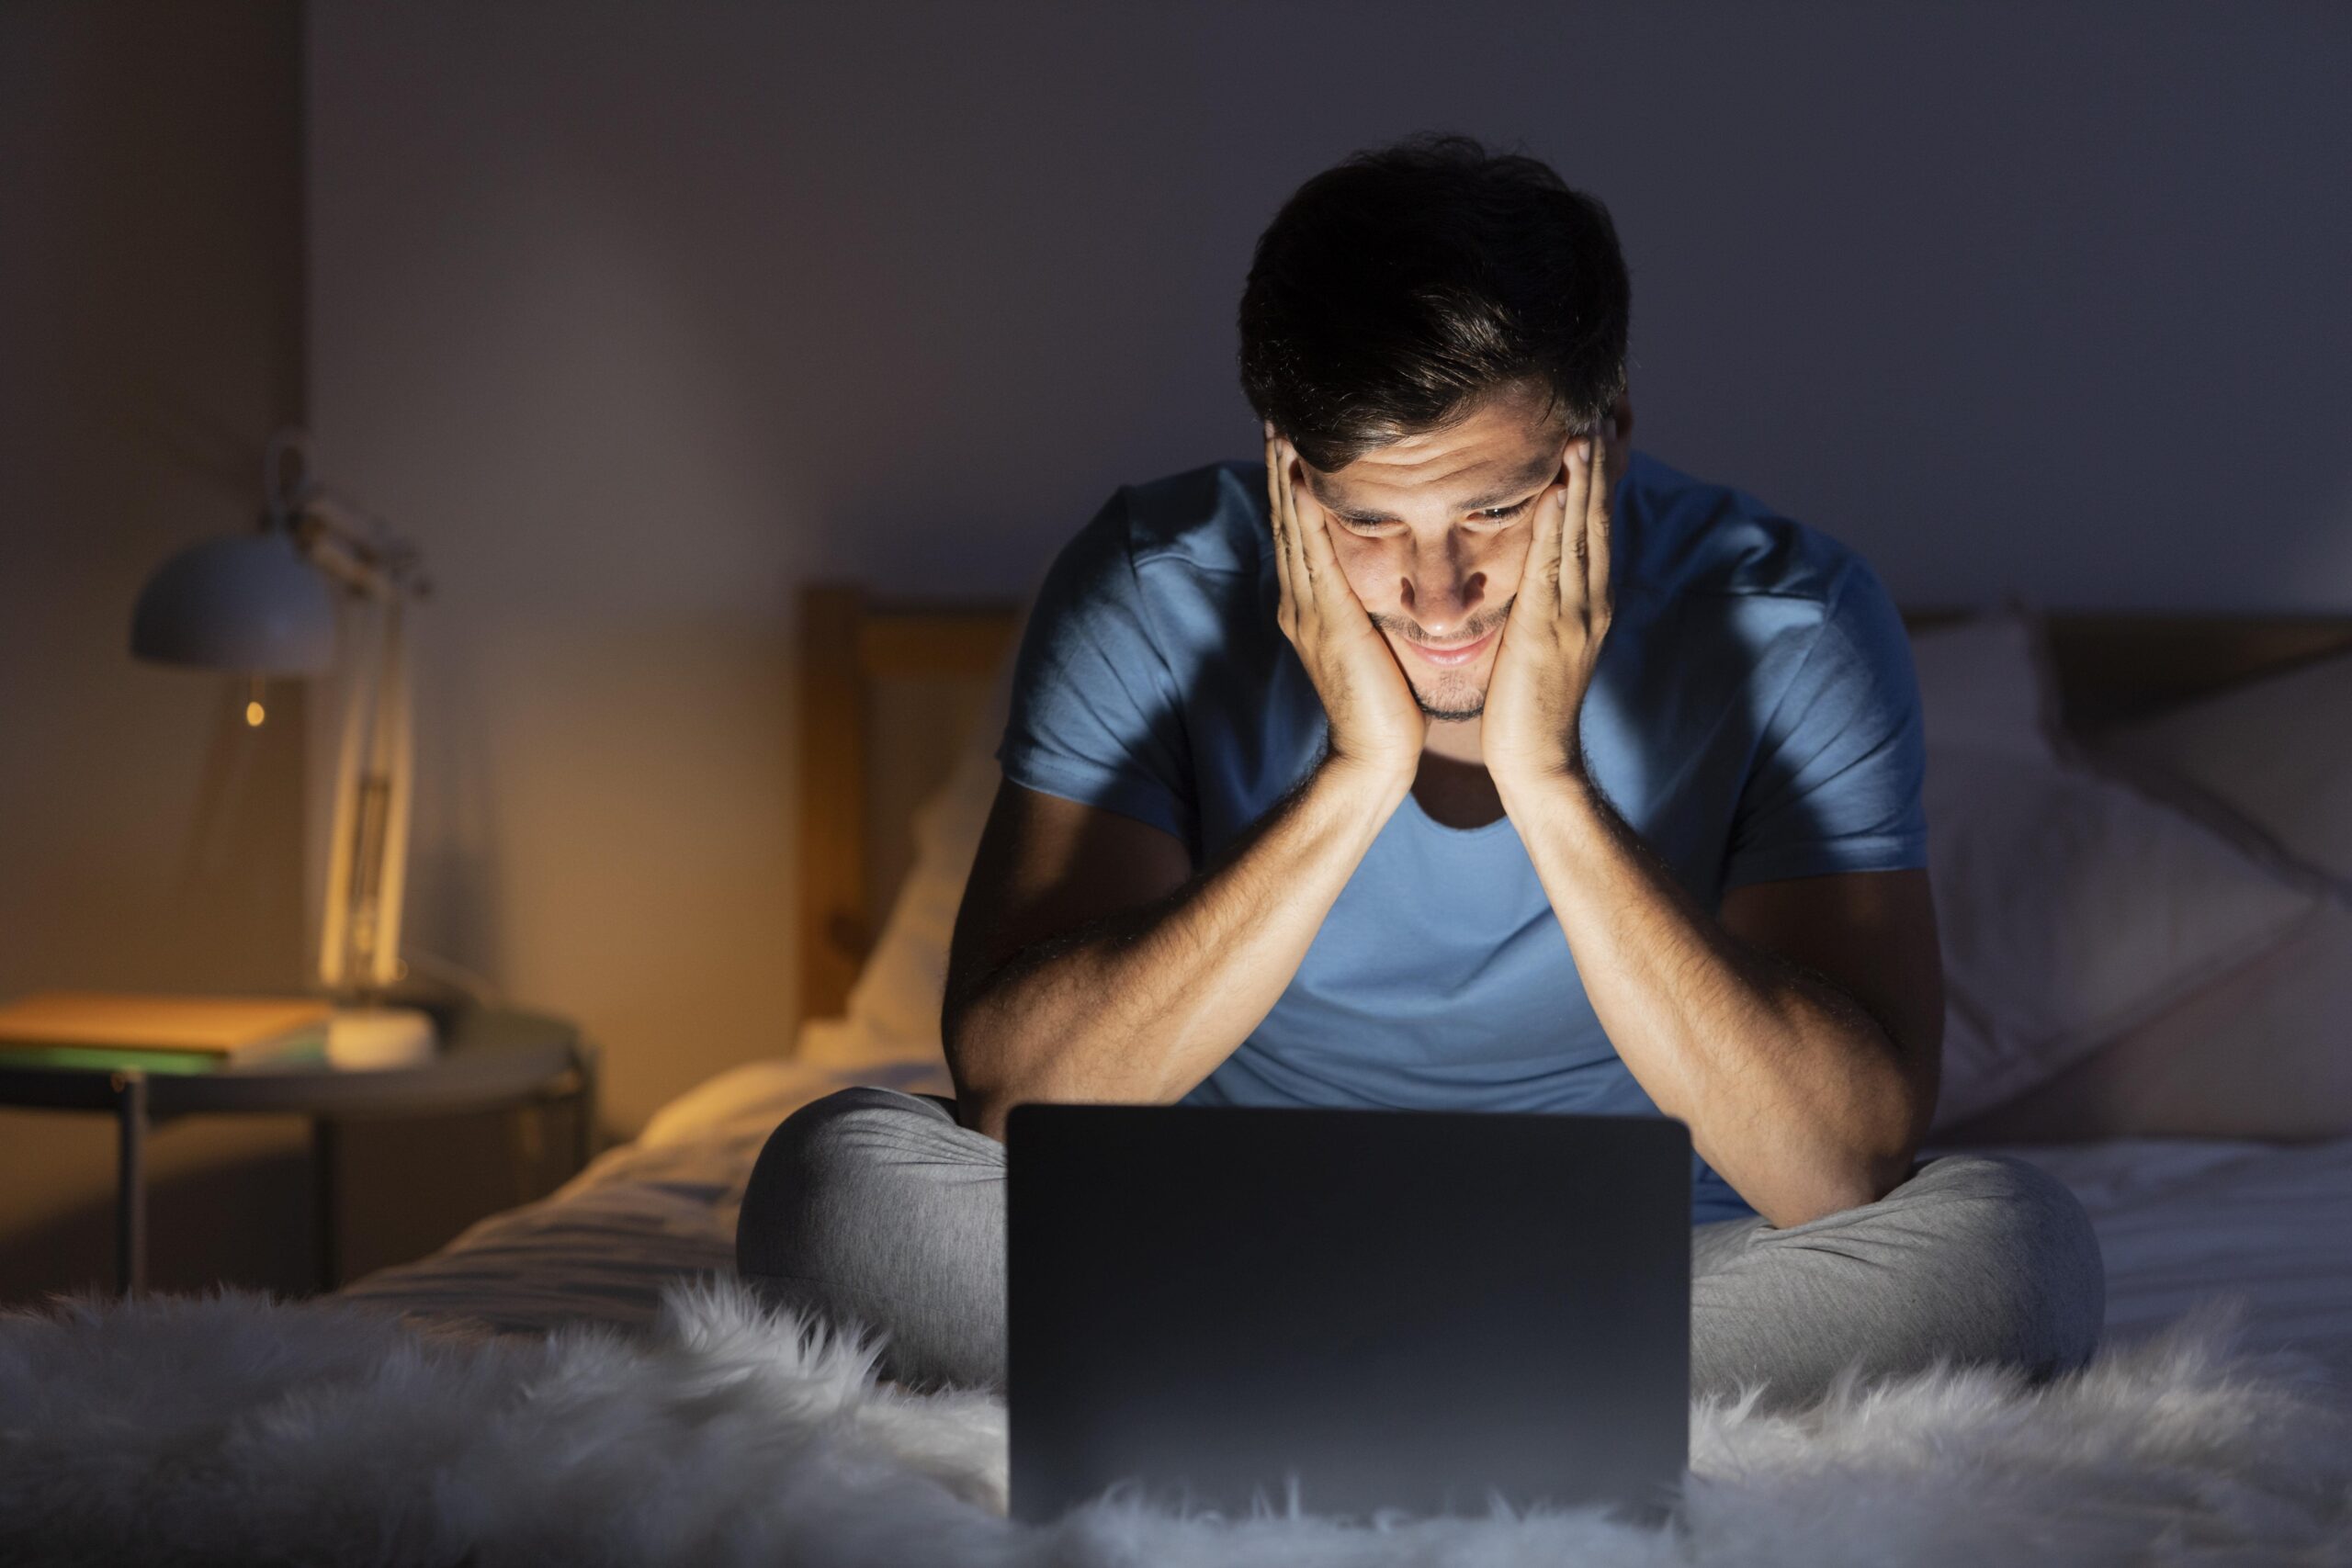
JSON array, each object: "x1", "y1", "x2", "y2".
[{"x1": 245, "y1": 675, "x2": 266, "y2": 728}]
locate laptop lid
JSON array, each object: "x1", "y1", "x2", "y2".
[{"x1": 1007, "y1": 1104, "x2": 1690, "y2": 1523}]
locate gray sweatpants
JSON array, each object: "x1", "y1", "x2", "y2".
[{"x1": 736, "y1": 1087, "x2": 2106, "y2": 1408}]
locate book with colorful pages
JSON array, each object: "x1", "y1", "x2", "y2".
[{"x1": 0, "y1": 992, "x2": 333, "y2": 1074}]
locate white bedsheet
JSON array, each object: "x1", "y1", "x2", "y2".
[
  {"x1": 336, "y1": 1057, "x2": 951, "y2": 1336},
  {"x1": 1961, "y1": 1134, "x2": 2352, "y2": 1384},
  {"x1": 340, "y1": 1062, "x2": 2352, "y2": 1395}
]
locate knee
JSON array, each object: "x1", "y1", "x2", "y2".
[
  {"x1": 1910, "y1": 1154, "x2": 2107, "y2": 1377},
  {"x1": 734, "y1": 1087, "x2": 969, "y2": 1280}
]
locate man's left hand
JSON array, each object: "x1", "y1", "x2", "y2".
[{"x1": 1483, "y1": 419, "x2": 1618, "y2": 791}]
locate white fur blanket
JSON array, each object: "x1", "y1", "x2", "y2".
[{"x1": 1, "y1": 1280, "x2": 2345, "y2": 1566}]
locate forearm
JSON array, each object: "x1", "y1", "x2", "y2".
[
  {"x1": 1498, "y1": 767, "x2": 1921, "y2": 1224},
  {"x1": 947, "y1": 755, "x2": 1408, "y2": 1139}
]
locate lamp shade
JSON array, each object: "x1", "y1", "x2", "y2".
[{"x1": 131, "y1": 532, "x2": 335, "y2": 675}]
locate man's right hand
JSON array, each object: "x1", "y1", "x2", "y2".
[
  {"x1": 944, "y1": 444, "x2": 1423, "y2": 1134},
  {"x1": 1265, "y1": 431, "x2": 1426, "y2": 786}
]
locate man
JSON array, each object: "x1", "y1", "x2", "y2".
[{"x1": 738, "y1": 134, "x2": 2104, "y2": 1404}]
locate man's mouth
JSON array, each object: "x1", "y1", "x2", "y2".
[{"x1": 1402, "y1": 626, "x2": 1498, "y2": 669}]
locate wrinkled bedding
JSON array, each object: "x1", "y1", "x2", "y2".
[
  {"x1": 336, "y1": 1057, "x2": 950, "y2": 1336},
  {"x1": 339, "y1": 1057, "x2": 2352, "y2": 1394},
  {"x1": 1967, "y1": 1134, "x2": 2352, "y2": 1385}
]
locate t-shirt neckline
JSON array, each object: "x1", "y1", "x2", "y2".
[{"x1": 1400, "y1": 781, "x2": 1521, "y2": 841}]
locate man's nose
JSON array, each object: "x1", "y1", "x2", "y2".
[{"x1": 1398, "y1": 546, "x2": 1484, "y2": 637}]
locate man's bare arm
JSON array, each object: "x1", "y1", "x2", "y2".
[
  {"x1": 943, "y1": 760, "x2": 1408, "y2": 1140},
  {"x1": 1501, "y1": 766, "x2": 1940, "y2": 1226},
  {"x1": 1485, "y1": 420, "x2": 1939, "y2": 1226},
  {"x1": 945, "y1": 432, "x2": 1430, "y2": 1140}
]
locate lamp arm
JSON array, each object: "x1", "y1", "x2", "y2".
[
  {"x1": 292, "y1": 495, "x2": 429, "y2": 601},
  {"x1": 263, "y1": 428, "x2": 427, "y2": 600},
  {"x1": 316, "y1": 595, "x2": 376, "y2": 993}
]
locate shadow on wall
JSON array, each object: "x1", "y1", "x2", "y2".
[
  {"x1": 395, "y1": 647, "x2": 510, "y2": 1001},
  {"x1": 166, "y1": 681, "x2": 313, "y2": 973}
]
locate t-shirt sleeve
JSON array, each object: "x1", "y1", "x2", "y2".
[
  {"x1": 1719, "y1": 559, "x2": 1928, "y2": 892},
  {"x1": 994, "y1": 489, "x2": 1195, "y2": 845}
]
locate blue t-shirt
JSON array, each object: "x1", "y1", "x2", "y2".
[{"x1": 996, "y1": 449, "x2": 1928, "y2": 1224}]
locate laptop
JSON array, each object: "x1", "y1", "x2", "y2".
[{"x1": 1006, "y1": 1104, "x2": 1690, "y2": 1524}]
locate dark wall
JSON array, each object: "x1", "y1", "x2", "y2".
[{"x1": 0, "y1": 1, "x2": 312, "y2": 1296}]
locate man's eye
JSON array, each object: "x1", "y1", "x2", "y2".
[{"x1": 1337, "y1": 505, "x2": 1524, "y2": 534}]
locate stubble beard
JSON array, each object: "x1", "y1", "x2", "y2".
[
  {"x1": 1371, "y1": 600, "x2": 1511, "y2": 725},
  {"x1": 1409, "y1": 670, "x2": 1486, "y2": 723}
]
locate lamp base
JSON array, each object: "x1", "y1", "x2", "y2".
[{"x1": 326, "y1": 1006, "x2": 437, "y2": 1070}]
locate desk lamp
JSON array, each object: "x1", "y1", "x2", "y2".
[{"x1": 131, "y1": 429, "x2": 435, "y2": 1060}]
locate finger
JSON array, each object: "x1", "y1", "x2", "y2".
[
  {"x1": 1265, "y1": 434, "x2": 1298, "y2": 626},
  {"x1": 1520, "y1": 469, "x2": 1568, "y2": 626},
  {"x1": 1585, "y1": 419, "x2": 1614, "y2": 619},
  {"x1": 1289, "y1": 453, "x2": 1345, "y2": 602},
  {"x1": 1277, "y1": 443, "x2": 1315, "y2": 622},
  {"x1": 1272, "y1": 437, "x2": 1313, "y2": 614},
  {"x1": 1263, "y1": 430, "x2": 1281, "y2": 547},
  {"x1": 1288, "y1": 444, "x2": 1326, "y2": 639},
  {"x1": 1562, "y1": 430, "x2": 1594, "y2": 613}
]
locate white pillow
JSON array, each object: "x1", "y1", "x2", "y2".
[
  {"x1": 797, "y1": 742, "x2": 1000, "y2": 1072},
  {"x1": 1939, "y1": 896, "x2": 2352, "y2": 1143},
  {"x1": 795, "y1": 610, "x2": 1023, "y2": 1075},
  {"x1": 2093, "y1": 648, "x2": 2352, "y2": 894},
  {"x1": 1942, "y1": 642, "x2": 2352, "y2": 1143},
  {"x1": 1909, "y1": 611, "x2": 2058, "y2": 759},
  {"x1": 1912, "y1": 610, "x2": 2330, "y2": 1128}
]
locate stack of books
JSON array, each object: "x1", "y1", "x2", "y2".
[{"x1": 0, "y1": 993, "x2": 333, "y2": 1075}]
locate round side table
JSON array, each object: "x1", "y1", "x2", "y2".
[{"x1": 0, "y1": 1006, "x2": 594, "y2": 1294}]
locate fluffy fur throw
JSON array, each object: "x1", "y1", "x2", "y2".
[{"x1": 1, "y1": 1280, "x2": 2345, "y2": 1566}]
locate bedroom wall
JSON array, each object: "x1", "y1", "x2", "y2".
[
  {"x1": 0, "y1": 2, "x2": 315, "y2": 1295},
  {"x1": 306, "y1": 2, "x2": 2352, "y2": 1133}
]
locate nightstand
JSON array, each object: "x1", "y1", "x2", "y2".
[{"x1": 0, "y1": 1005, "x2": 595, "y2": 1294}]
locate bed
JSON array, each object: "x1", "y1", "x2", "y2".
[
  {"x1": 330, "y1": 589, "x2": 2352, "y2": 1389},
  {"x1": 16, "y1": 585, "x2": 2347, "y2": 1563}
]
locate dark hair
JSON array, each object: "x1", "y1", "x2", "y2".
[{"x1": 1238, "y1": 134, "x2": 1630, "y2": 471}]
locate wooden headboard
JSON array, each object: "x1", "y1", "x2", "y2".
[
  {"x1": 797, "y1": 583, "x2": 2352, "y2": 1030},
  {"x1": 798, "y1": 585, "x2": 1024, "y2": 1022}
]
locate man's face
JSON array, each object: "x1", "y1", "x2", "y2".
[{"x1": 1297, "y1": 382, "x2": 1578, "y2": 723}]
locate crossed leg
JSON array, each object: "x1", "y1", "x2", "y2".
[{"x1": 737, "y1": 1086, "x2": 2105, "y2": 1405}]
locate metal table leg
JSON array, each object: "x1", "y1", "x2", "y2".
[
  {"x1": 572, "y1": 1043, "x2": 601, "y2": 1170},
  {"x1": 508, "y1": 1099, "x2": 543, "y2": 1207},
  {"x1": 113, "y1": 1070, "x2": 148, "y2": 1296},
  {"x1": 312, "y1": 1118, "x2": 341, "y2": 1292}
]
